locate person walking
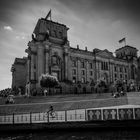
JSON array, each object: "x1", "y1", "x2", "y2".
[{"x1": 44, "y1": 89, "x2": 48, "y2": 96}]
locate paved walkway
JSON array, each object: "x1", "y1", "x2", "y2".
[{"x1": 0, "y1": 96, "x2": 118, "y2": 107}]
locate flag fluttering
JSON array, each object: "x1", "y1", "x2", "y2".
[{"x1": 119, "y1": 38, "x2": 125, "y2": 43}]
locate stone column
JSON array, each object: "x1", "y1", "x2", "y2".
[
  {"x1": 30, "y1": 54, "x2": 35, "y2": 80},
  {"x1": 64, "y1": 52, "x2": 68, "y2": 80},
  {"x1": 26, "y1": 57, "x2": 30, "y2": 83},
  {"x1": 94, "y1": 59, "x2": 97, "y2": 82},
  {"x1": 61, "y1": 60, "x2": 65, "y2": 81},
  {"x1": 113, "y1": 63, "x2": 115, "y2": 82},
  {"x1": 63, "y1": 44, "x2": 69, "y2": 80},
  {"x1": 85, "y1": 60, "x2": 88, "y2": 82},
  {"x1": 37, "y1": 42, "x2": 44, "y2": 81},
  {"x1": 128, "y1": 64, "x2": 131, "y2": 80},
  {"x1": 116, "y1": 65, "x2": 118, "y2": 80},
  {"x1": 77, "y1": 58, "x2": 81, "y2": 82},
  {"x1": 108, "y1": 61, "x2": 111, "y2": 83},
  {"x1": 110, "y1": 63, "x2": 113, "y2": 83},
  {"x1": 98, "y1": 61, "x2": 101, "y2": 79},
  {"x1": 96, "y1": 61, "x2": 99, "y2": 80},
  {"x1": 44, "y1": 42, "x2": 50, "y2": 74}
]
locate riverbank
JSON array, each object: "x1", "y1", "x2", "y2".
[
  {"x1": 0, "y1": 120, "x2": 140, "y2": 132},
  {"x1": 1, "y1": 126, "x2": 140, "y2": 140},
  {"x1": 0, "y1": 92, "x2": 140, "y2": 132}
]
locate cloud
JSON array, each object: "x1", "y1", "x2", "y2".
[
  {"x1": 15, "y1": 35, "x2": 25, "y2": 40},
  {"x1": 15, "y1": 32, "x2": 30, "y2": 40},
  {"x1": 4, "y1": 25, "x2": 13, "y2": 31}
]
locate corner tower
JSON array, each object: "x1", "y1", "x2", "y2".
[
  {"x1": 115, "y1": 45, "x2": 138, "y2": 80},
  {"x1": 25, "y1": 13, "x2": 70, "y2": 93},
  {"x1": 33, "y1": 18, "x2": 69, "y2": 45}
]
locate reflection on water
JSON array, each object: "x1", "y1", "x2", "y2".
[{"x1": 0, "y1": 130, "x2": 140, "y2": 140}]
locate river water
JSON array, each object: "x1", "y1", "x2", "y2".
[{"x1": 0, "y1": 129, "x2": 140, "y2": 140}]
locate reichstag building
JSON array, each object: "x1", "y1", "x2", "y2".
[{"x1": 11, "y1": 14, "x2": 139, "y2": 95}]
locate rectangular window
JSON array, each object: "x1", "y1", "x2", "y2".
[
  {"x1": 54, "y1": 30, "x2": 57, "y2": 37},
  {"x1": 81, "y1": 61, "x2": 85, "y2": 68},
  {"x1": 106, "y1": 62, "x2": 108, "y2": 70},
  {"x1": 81, "y1": 70, "x2": 85, "y2": 75},
  {"x1": 120, "y1": 74, "x2": 122, "y2": 79},
  {"x1": 114, "y1": 66, "x2": 117, "y2": 72},
  {"x1": 120, "y1": 67, "x2": 122, "y2": 72},
  {"x1": 81, "y1": 77, "x2": 85, "y2": 83},
  {"x1": 59, "y1": 31, "x2": 63, "y2": 38},
  {"x1": 72, "y1": 69, "x2": 76, "y2": 75},
  {"x1": 125, "y1": 68, "x2": 127, "y2": 73},
  {"x1": 72, "y1": 60, "x2": 76, "y2": 67},
  {"x1": 89, "y1": 63, "x2": 93, "y2": 69},
  {"x1": 125, "y1": 74, "x2": 127, "y2": 79},
  {"x1": 72, "y1": 77, "x2": 76, "y2": 83},
  {"x1": 90, "y1": 71, "x2": 93, "y2": 76},
  {"x1": 103, "y1": 62, "x2": 105, "y2": 70},
  {"x1": 101, "y1": 62, "x2": 108, "y2": 70},
  {"x1": 101, "y1": 62, "x2": 103, "y2": 70}
]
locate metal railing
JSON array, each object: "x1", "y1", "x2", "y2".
[
  {"x1": 0, "y1": 106, "x2": 140, "y2": 124},
  {"x1": 0, "y1": 109, "x2": 85, "y2": 124}
]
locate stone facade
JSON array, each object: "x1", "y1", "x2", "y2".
[
  {"x1": 11, "y1": 15, "x2": 139, "y2": 95},
  {"x1": 137, "y1": 57, "x2": 140, "y2": 85},
  {"x1": 11, "y1": 57, "x2": 27, "y2": 94}
]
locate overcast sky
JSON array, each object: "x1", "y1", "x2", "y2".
[{"x1": 0, "y1": 0, "x2": 140, "y2": 90}]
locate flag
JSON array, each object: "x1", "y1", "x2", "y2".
[
  {"x1": 119, "y1": 38, "x2": 125, "y2": 43},
  {"x1": 45, "y1": 9, "x2": 51, "y2": 20}
]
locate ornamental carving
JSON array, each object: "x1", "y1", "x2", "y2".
[{"x1": 51, "y1": 54, "x2": 61, "y2": 66}]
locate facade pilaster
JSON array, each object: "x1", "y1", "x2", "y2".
[
  {"x1": 37, "y1": 42, "x2": 45, "y2": 81},
  {"x1": 64, "y1": 52, "x2": 68, "y2": 80},
  {"x1": 77, "y1": 58, "x2": 81, "y2": 82},
  {"x1": 63, "y1": 44, "x2": 69, "y2": 80},
  {"x1": 30, "y1": 54, "x2": 35, "y2": 80},
  {"x1": 44, "y1": 41, "x2": 51, "y2": 74}
]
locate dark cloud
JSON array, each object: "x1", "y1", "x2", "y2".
[
  {"x1": 1, "y1": 0, "x2": 140, "y2": 24},
  {"x1": 0, "y1": 0, "x2": 48, "y2": 24},
  {"x1": 0, "y1": 0, "x2": 23, "y2": 23},
  {"x1": 58, "y1": 0, "x2": 140, "y2": 22}
]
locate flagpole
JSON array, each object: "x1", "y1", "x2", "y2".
[
  {"x1": 50, "y1": 9, "x2": 52, "y2": 21},
  {"x1": 45, "y1": 9, "x2": 52, "y2": 20},
  {"x1": 124, "y1": 38, "x2": 126, "y2": 46}
]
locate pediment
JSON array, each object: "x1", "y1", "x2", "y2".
[{"x1": 96, "y1": 49, "x2": 114, "y2": 59}]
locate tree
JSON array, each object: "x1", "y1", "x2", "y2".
[
  {"x1": 114, "y1": 79, "x2": 124, "y2": 92},
  {"x1": 40, "y1": 74, "x2": 59, "y2": 95},
  {"x1": 95, "y1": 79, "x2": 107, "y2": 93},
  {"x1": 40, "y1": 74, "x2": 59, "y2": 88},
  {"x1": 127, "y1": 79, "x2": 136, "y2": 91}
]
